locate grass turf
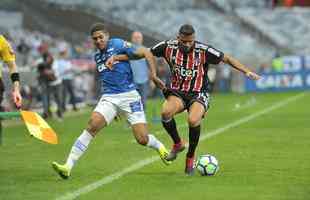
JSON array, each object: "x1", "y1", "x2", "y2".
[{"x1": 0, "y1": 92, "x2": 309, "y2": 200}]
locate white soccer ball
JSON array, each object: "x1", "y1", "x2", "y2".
[{"x1": 196, "y1": 154, "x2": 219, "y2": 176}]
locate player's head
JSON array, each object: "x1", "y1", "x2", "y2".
[
  {"x1": 131, "y1": 31, "x2": 143, "y2": 45},
  {"x1": 90, "y1": 22, "x2": 110, "y2": 50},
  {"x1": 177, "y1": 24, "x2": 195, "y2": 53}
]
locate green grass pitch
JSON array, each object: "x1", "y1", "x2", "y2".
[{"x1": 0, "y1": 92, "x2": 309, "y2": 200}]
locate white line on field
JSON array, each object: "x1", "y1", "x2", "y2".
[{"x1": 55, "y1": 92, "x2": 305, "y2": 200}]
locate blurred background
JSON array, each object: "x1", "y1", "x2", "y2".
[{"x1": 1, "y1": 0, "x2": 309, "y2": 117}]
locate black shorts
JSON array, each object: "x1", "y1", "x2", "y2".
[{"x1": 163, "y1": 88, "x2": 210, "y2": 112}]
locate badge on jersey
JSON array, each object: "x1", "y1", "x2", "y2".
[
  {"x1": 129, "y1": 101, "x2": 143, "y2": 112},
  {"x1": 124, "y1": 41, "x2": 133, "y2": 48}
]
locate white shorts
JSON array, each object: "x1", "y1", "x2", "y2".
[{"x1": 94, "y1": 90, "x2": 146, "y2": 125}]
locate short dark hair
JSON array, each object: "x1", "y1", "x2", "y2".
[
  {"x1": 90, "y1": 22, "x2": 108, "y2": 35},
  {"x1": 178, "y1": 24, "x2": 195, "y2": 36}
]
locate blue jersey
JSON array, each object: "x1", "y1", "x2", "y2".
[{"x1": 94, "y1": 38, "x2": 137, "y2": 94}]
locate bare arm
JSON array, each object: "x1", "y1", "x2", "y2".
[
  {"x1": 7, "y1": 61, "x2": 20, "y2": 89},
  {"x1": 6, "y1": 61, "x2": 22, "y2": 108},
  {"x1": 106, "y1": 46, "x2": 166, "y2": 89},
  {"x1": 108, "y1": 47, "x2": 158, "y2": 78},
  {"x1": 105, "y1": 54, "x2": 129, "y2": 69},
  {"x1": 130, "y1": 47, "x2": 157, "y2": 77},
  {"x1": 113, "y1": 54, "x2": 129, "y2": 61},
  {"x1": 222, "y1": 54, "x2": 261, "y2": 80},
  {"x1": 131, "y1": 47, "x2": 166, "y2": 89}
]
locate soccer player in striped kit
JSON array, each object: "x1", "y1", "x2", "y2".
[{"x1": 150, "y1": 24, "x2": 260, "y2": 175}]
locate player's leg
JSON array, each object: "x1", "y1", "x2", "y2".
[
  {"x1": 131, "y1": 123, "x2": 171, "y2": 165},
  {"x1": 122, "y1": 90, "x2": 171, "y2": 165},
  {"x1": 52, "y1": 99, "x2": 117, "y2": 179},
  {"x1": 41, "y1": 84, "x2": 50, "y2": 118},
  {"x1": 67, "y1": 79, "x2": 78, "y2": 110},
  {"x1": 161, "y1": 95, "x2": 186, "y2": 161},
  {"x1": 61, "y1": 80, "x2": 67, "y2": 111},
  {"x1": 185, "y1": 101, "x2": 205, "y2": 175},
  {"x1": 52, "y1": 84, "x2": 63, "y2": 119}
]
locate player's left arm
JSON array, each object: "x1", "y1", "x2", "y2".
[
  {"x1": 6, "y1": 60, "x2": 22, "y2": 108},
  {"x1": 129, "y1": 47, "x2": 166, "y2": 90},
  {"x1": 222, "y1": 54, "x2": 261, "y2": 80},
  {"x1": 108, "y1": 41, "x2": 166, "y2": 89},
  {"x1": 2, "y1": 38, "x2": 22, "y2": 108}
]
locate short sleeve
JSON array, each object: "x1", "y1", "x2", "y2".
[
  {"x1": 116, "y1": 39, "x2": 137, "y2": 58},
  {"x1": 150, "y1": 41, "x2": 167, "y2": 57},
  {"x1": 205, "y1": 46, "x2": 224, "y2": 65}
]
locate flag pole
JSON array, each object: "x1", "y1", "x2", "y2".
[{"x1": 0, "y1": 112, "x2": 21, "y2": 145}]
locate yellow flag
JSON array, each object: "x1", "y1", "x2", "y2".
[{"x1": 20, "y1": 110, "x2": 58, "y2": 144}]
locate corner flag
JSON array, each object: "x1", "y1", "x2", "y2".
[{"x1": 20, "y1": 110, "x2": 58, "y2": 144}]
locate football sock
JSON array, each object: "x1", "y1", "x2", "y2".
[
  {"x1": 65, "y1": 130, "x2": 93, "y2": 170},
  {"x1": 162, "y1": 118, "x2": 181, "y2": 144},
  {"x1": 146, "y1": 134, "x2": 163, "y2": 150},
  {"x1": 187, "y1": 125, "x2": 201, "y2": 158}
]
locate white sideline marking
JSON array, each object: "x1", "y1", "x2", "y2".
[{"x1": 55, "y1": 93, "x2": 305, "y2": 200}]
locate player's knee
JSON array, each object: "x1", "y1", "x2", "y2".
[
  {"x1": 86, "y1": 120, "x2": 101, "y2": 136},
  {"x1": 136, "y1": 135, "x2": 148, "y2": 146},
  {"x1": 161, "y1": 109, "x2": 173, "y2": 120},
  {"x1": 188, "y1": 116, "x2": 201, "y2": 127},
  {"x1": 86, "y1": 125, "x2": 98, "y2": 137}
]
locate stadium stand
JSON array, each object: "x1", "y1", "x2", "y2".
[
  {"x1": 235, "y1": 8, "x2": 310, "y2": 54},
  {"x1": 41, "y1": 0, "x2": 282, "y2": 65},
  {"x1": 209, "y1": 0, "x2": 310, "y2": 54}
]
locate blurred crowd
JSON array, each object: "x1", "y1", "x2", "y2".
[
  {"x1": 265, "y1": 0, "x2": 310, "y2": 8},
  {"x1": 1, "y1": 28, "x2": 97, "y2": 118}
]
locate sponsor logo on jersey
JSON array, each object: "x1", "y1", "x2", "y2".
[
  {"x1": 124, "y1": 41, "x2": 132, "y2": 48},
  {"x1": 174, "y1": 65, "x2": 198, "y2": 77},
  {"x1": 97, "y1": 63, "x2": 107, "y2": 72}
]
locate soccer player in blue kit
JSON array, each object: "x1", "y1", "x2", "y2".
[{"x1": 52, "y1": 23, "x2": 170, "y2": 179}]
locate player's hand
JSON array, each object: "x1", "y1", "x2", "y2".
[
  {"x1": 152, "y1": 76, "x2": 166, "y2": 90},
  {"x1": 12, "y1": 87, "x2": 22, "y2": 109},
  {"x1": 105, "y1": 56, "x2": 114, "y2": 70},
  {"x1": 246, "y1": 71, "x2": 261, "y2": 80}
]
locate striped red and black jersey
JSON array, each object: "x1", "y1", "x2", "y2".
[{"x1": 151, "y1": 40, "x2": 224, "y2": 93}]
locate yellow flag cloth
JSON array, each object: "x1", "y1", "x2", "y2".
[{"x1": 20, "y1": 110, "x2": 58, "y2": 144}]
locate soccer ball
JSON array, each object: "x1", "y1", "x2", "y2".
[{"x1": 196, "y1": 154, "x2": 219, "y2": 176}]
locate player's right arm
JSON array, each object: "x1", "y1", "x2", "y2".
[
  {"x1": 0, "y1": 35, "x2": 22, "y2": 108},
  {"x1": 150, "y1": 41, "x2": 167, "y2": 58}
]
